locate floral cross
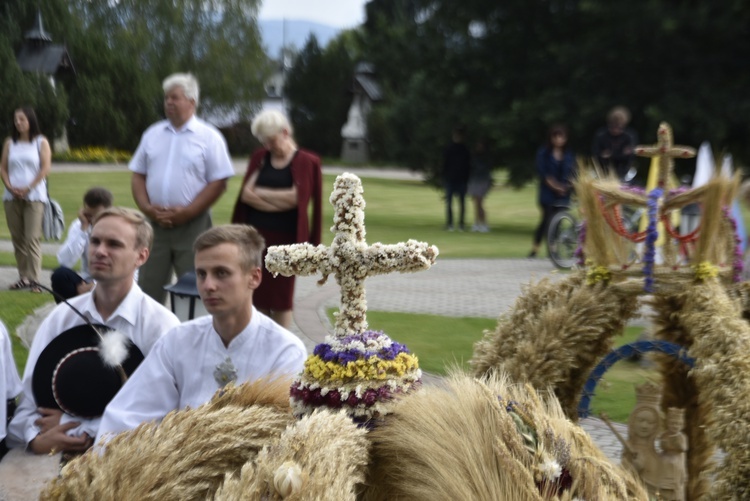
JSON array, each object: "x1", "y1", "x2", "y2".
[{"x1": 266, "y1": 173, "x2": 439, "y2": 337}]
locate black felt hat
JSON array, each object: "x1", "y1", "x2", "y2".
[{"x1": 32, "y1": 324, "x2": 144, "y2": 419}]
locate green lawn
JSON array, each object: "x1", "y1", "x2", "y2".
[
  {"x1": 326, "y1": 307, "x2": 654, "y2": 422},
  {"x1": 0, "y1": 170, "x2": 541, "y2": 261}
]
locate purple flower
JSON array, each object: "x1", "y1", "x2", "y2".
[
  {"x1": 723, "y1": 207, "x2": 744, "y2": 282},
  {"x1": 363, "y1": 389, "x2": 378, "y2": 406},
  {"x1": 574, "y1": 222, "x2": 587, "y2": 266},
  {"x1": 643, "y1": 188, "x2": 662, "y2": 293}
]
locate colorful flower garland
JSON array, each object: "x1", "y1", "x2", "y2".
[{"x1": 291, "y1": 331, "x2": 423, "y2": 422}]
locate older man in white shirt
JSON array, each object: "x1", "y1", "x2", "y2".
[
  {"x1": 96, "y1": 225, "x2": 306, "y2": 444},
  {"x1": 130, "y1": 72, "x2": 235, "y2": 304},
  {"x1": 7, "y1": 207, "x2": 179, "y2": 455}
]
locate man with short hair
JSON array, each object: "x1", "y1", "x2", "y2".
[
  {"x1": 96, "y1": 224, "x2": 306, "y2": 444},
  {"x1": 130, "y1": 72, "x2": 235, "y2": 304},
  {"x1": 51, "y1": 187, "x2": 113, "y2": 301},
  {"x1": 7, "y1": 207, "x2": 180, "y2": 455}
]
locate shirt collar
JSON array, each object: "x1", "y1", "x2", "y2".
[
  {"x1": 165, "y1": 115, "x2": 198, "y2": 134},
  {"x1": 213, "y1": 306, "x2": 259, "y2": 350},
  {"x1": 80, "y1": 283, "x2": 143, "y2": 327}
]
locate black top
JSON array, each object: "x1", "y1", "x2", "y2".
[
  {"x1": 244, "y1": 153, "x2": 298, "y2": 232},
  {"x1": 443, "y1": 141, "x2": 471, "y2": 184}
]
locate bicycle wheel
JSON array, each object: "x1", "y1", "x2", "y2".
[{"x1": 547, "y1": 211, "x2": 579, "y2": 270}]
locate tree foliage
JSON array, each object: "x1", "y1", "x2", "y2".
[
  {"x1": 0, "y1": 0, "x2": 269, "y2": 152},
  {"x1": 361, "y1": 0, "x2": 750, "y2": 185},
  {"x1": 284, "y1": 33, "x2": 358, "y2": 157}
]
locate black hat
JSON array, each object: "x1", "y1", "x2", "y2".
[{"x1": 32, "y1": 324, "x2": 144, "y2": 419}]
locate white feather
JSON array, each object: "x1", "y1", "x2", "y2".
[
  {"x1": 273, "y1": 461, "x2": 303, "y2": 497},
  {"x1": 98, "y1": 330, "x2": 130, "y2": 367}
]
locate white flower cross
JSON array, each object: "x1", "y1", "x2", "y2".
[{"x1": 266, "y1": 173, "x2": 439, "y2": 337}]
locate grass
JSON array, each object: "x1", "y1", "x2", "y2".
[
  {"x1": 327, "y1": 307, "x2": 653, "y2": 422},
  {"x1": 0, "y1": 291, "x2": 54, "y2": 375},
  {"x1": 0, "y1": 170, "x2": 541, "y2": 261}
]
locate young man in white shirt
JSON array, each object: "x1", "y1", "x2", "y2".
[
  {"x1": 7, "y1": 207, "x2": 180, "y2": 455},
  {"x1": 130, "y1": 72, "x2": 235, "y2": 304},
  {"x1": 96, "y1": 224, "x2": 306, "y2": 444},
  {"x1": 51, "y1": 187, "x2": 113, "y2": 301}
]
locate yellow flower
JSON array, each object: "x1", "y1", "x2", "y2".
[
  {"x1": 303, "y1": 353, "x2": 419, "y2": 382},
  {"x1": 693, "y1": 261, "x2": 718, "y2": 281},
  {"x1": 586, "y1": 264, "x2": 611, "y2": 285}
]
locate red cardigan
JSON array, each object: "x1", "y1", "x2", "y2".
[{"x1": 231, "y1": 148, "x2": 323, "y2": 246}]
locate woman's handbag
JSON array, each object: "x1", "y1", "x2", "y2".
[{"x1": 42, "y1": 196, "x2": 65, "y2": 241}]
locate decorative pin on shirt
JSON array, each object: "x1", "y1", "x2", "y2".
[{"x1": 213, "y1": 357, "x2": 238, "y2": 388}]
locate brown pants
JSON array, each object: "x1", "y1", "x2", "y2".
[{"x1": 4, "y1": 199, "x2": 44, "y2": 282}]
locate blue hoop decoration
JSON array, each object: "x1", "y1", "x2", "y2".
[{"x1": 578, "y1": 340, "x2": 694, "y2": 419}]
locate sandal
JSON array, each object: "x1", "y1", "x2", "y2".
[{"x1": 9, "y1": 279, "x2": 30, "y2": 290}]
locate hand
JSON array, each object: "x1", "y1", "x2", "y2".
[
  {"x1": 153, "y1": 206, "x2": 190, "y2": 227},
  {"x1": 76, "y1": 281, "x2": 95, "y2": 295},
  {"x1": 34, "y1": 407, "x2": 63, "y2": 434},
  {"x1": 29, "y1": 422, "x2": 94, "y2": 455},
  {"x1": 78, "y1": 208, "x2": 91, "y2": 230}
]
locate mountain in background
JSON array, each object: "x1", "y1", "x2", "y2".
[{"x1": 259, "y1": 19, "x2": 341, "y2": 59}]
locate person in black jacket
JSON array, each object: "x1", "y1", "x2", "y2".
[
  {"x1": 592, "y1": 106, "x2": 638, "y2": 181},
  {"x1": 442, "y1": 126, "x2": 471, "y2": 231}
]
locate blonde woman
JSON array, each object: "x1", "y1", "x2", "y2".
[
  {"x1": 1, "y1": 107, "x2": 51, "y2": 292},
  {"x1": 231, "y1": 110, "x2": 322, "y2": 328}
]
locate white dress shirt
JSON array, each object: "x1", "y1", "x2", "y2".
[
  {"x1": 56, "y1": 219, "x2": 91, "y2": 279},
  {"x1": 95, "y1": 309, "x2": 306, "y2": 444},
  {"x1": 128, "y1": 116, "x2": 234, "y2": 207},
  {"x1": 1, "y1": 322, "x2": 22, "y2": 441},
  {"x1": 6, "y1": 284, "x2": 180, "y2": 448}
]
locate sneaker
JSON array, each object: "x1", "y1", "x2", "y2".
[
  {"x1": 527, "y1": 250, "x2": 537, "y2": 258},
  {"x1": 478, "y1": 224, "x2": 489, "y2": 233},
  {"x1": 445, "y1": 225, "x2": 455, "y2": 232},
  {"x1": 458, "y1": 225, "x2": 466, "y2": 232},
  {"x1": 471, "y1": 224, "x2": 480, "y2": 232}
]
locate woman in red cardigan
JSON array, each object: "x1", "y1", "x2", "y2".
[{"x1": 231, "y1": 110, "x2": 322, "y2": 328}]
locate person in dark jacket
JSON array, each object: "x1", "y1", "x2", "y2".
[
  {"x1": 592, "y1": 106, "x2": 637, "y2": 181},
  {"x1": 442, "y1": 126, "x2": 471, "y2": 231},
  {"x1": 231, "y1": 110, "x2": 322, "y2": 329},
  {"x1": 529, "y1": 124, "x2": 576, "y2": 258}
]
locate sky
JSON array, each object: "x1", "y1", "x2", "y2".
[{"x1": 258, "y1": 0, "x2": 367, "y2": 28}]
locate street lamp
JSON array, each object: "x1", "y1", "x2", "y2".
[{"x1": 164, "y1": 271, "x2": 209, "y2": 321}]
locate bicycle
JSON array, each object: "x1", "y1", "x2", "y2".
[
  {"x1": 547, "y1": 205, "x2": 580, "y2": 270},
  {"x1": 547, "y1": 168, "x2": 643, "y2": 270}
]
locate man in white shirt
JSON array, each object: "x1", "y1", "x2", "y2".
[
  {"x1": 0, "y1": 321, "x2": 22, "y2": 460},
  {"x1": 7, "y1": 207, "x2": 180, "y2": 455},
  {"x1": 130, "y1": 72, "x2": 235, "y2": 304},
  {"x1": 96, "y1": 224, "x2": 306, "y2": 444},
  {"x1": 51, "y1": 187, "x2": 113, "y2": 302}
]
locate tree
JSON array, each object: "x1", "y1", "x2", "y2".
[
  {"x1": 284, "y1": 33, "x2": 357, "y2": 157},
  {"x1": 361, "y1": 0, "x2": 750, "y2": 185},
  {"x1": 0, "y1": 0, "x2": 271, "y2": 151}
]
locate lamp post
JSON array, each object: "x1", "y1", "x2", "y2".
[{"x1": 164, "y1": 271, "x2": 209, "y2": 321}]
